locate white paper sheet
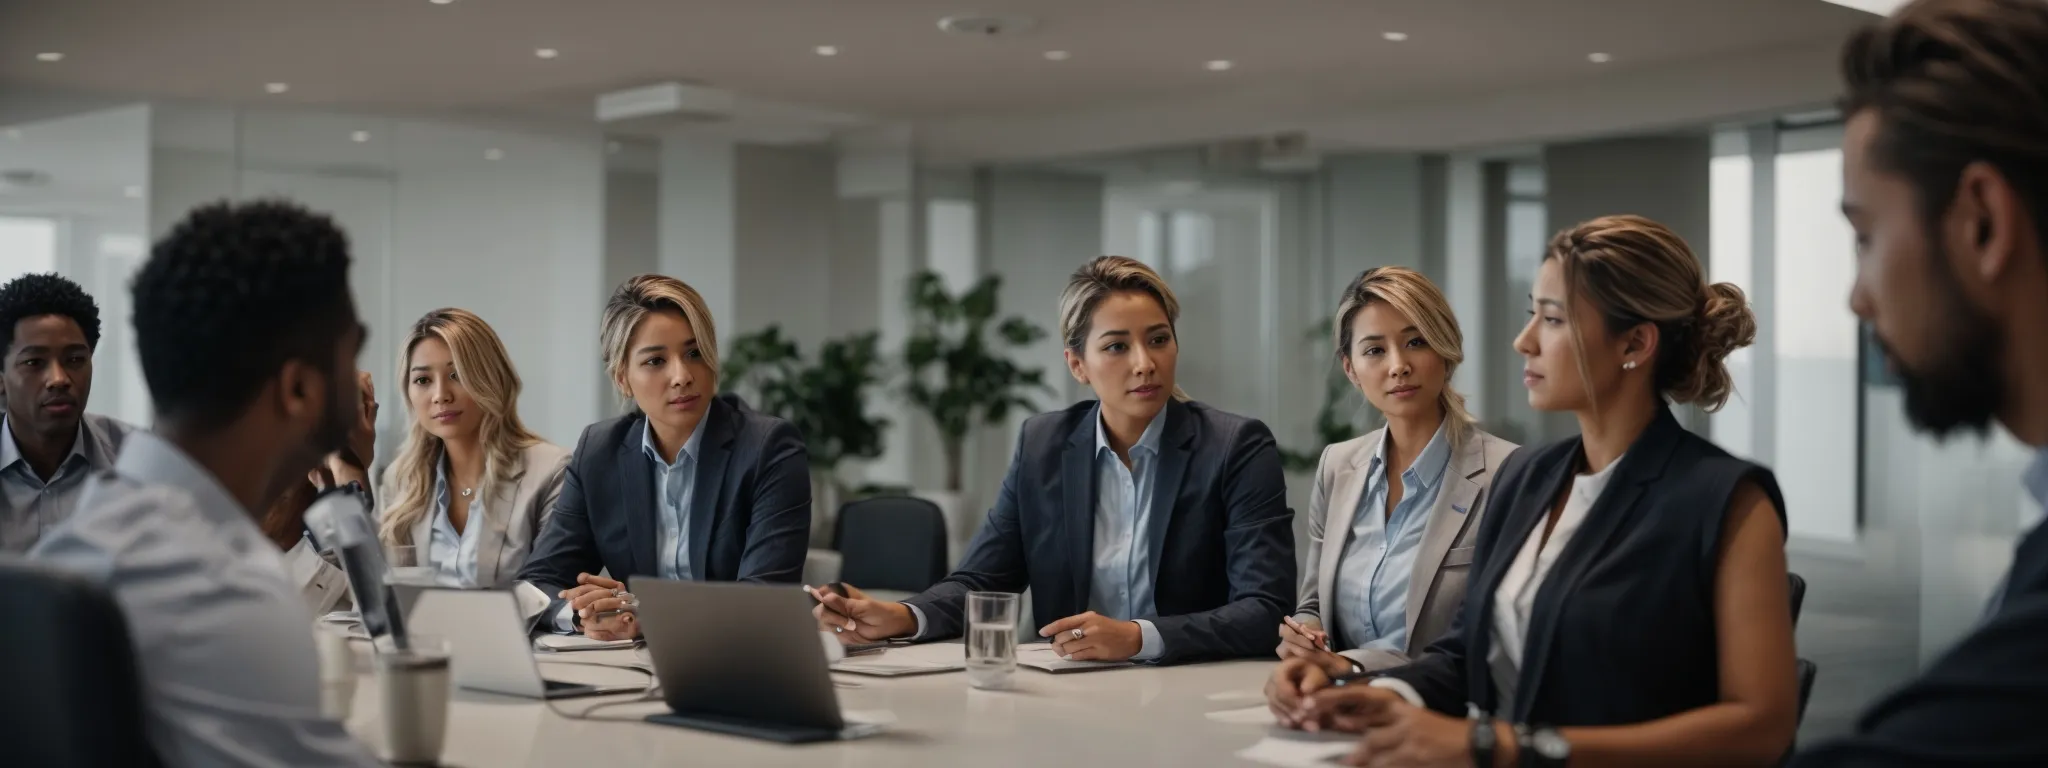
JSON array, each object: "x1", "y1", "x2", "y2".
[
  {"x1": 1235, "y1": 734, "x2": 1358, "y2": 767},
  {"x1": 830, "y1": 641, "x2": 966, "y2": 676},
  {"x1": 532, "y1": 633, "x2": 640, "y2": 652},
  {"x1": 1015, "y1": 642, "x2": 1135, "y2": 673},
  {"x1": 1204, "y1": 704, "x2": 1277, "y2": 725}
]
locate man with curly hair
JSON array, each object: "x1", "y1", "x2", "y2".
[
  {"x1": 0, "y1": 273, "x2": 134, "y2": 553},
  {"x1": 32, "y1": 199, "x2": 379, "y2": 766}
]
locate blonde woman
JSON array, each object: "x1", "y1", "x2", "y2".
[
  {"x1": 517, "y1": 275, "x2": 811, "y2": 640},
  {"x1": 1276, "y1": 267, "x2": 1518, "y2": 680},
  {"x1": 377, "y1": 308, "x2": 568, "y2": 589},
  {"x1": 812, "y1": 256, "x2": 1295, "y2": 664}
]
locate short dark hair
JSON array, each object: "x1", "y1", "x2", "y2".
[
  {"x1": 134, "y1": 200, "x2": 357, "y2": 424},
  {"x1": 0, "y1": 273, "x2": 101, "y2": 351},
  {"x1": 1840, "y1": 0, "x2": 2048, "y2": 252}
]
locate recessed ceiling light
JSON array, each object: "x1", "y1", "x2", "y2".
[
  {"x1": 351, "y1": 130, "x2": 370, "y2": 143},
  {"x1": 430, "y1": 0, "x2": 455, "y2": 4},
  {"x1": 123, "y1": 185, "x2": 142, "y2": 199},
  {"x1": 815, "y1": 45, "x2": 839, "y2": 56},
  {"x1": 35, "y1": 52, "x2": 63, "y2": 63},
  {"x1": 1043, "y1": 50, "x2": 1070, "y2": 61},
  {"x1": 1587, "y1": 52, "x2": 1613, "y2": 63},
  {"x1": 1205, "y1": 59, "x2": 1234, "y2": 72},
  {"x1": 484, "y1": 148, "x2": 504, "y2": 161},
  {"x1": 265, "y1": 82, "x2": 290, "y2": 94},
  {"x1": 535, "y1": 48, "x2": 559, "y2": 59},
  {"x1": 1382, "y1": 31, "x2": 1409, "y2": 42}
]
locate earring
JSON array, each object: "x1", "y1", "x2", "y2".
[{"x1": 1622, "y1": 360, "x2": 1638, "y2": 371}]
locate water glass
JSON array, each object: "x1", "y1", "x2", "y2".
[
  {"x1": 964, "y1": 591, "x2": 1019, "y2": 690},
  {"x1": 384, "y1": 544, "x2": 435, "y2": 586}
]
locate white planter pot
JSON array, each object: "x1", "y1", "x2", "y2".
[{"x1": 913, "y1": 489, "x2": 971, "y2": 569}]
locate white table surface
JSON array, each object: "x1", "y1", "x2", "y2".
[{"x1": 341, "y1": 642, "x2": 1316, "y2": 767}]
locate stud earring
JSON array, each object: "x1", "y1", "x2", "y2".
[{"x1": 1622, "y1": 360, "x2": 1638, "y2": 371}]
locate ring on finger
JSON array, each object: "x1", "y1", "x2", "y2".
[{"x1": 1071, "y1": 628, "x2": 1084, "y2": 640}]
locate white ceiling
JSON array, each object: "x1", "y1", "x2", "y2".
[{"x1": 0, "y1": 0, "x2": 1878, "y2": 162}]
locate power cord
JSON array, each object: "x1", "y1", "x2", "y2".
[{"x1": 533, "y1": 658, "x2": 665, "y2": 723}]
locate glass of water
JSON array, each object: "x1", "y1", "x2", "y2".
[
  {"x1": 384, "y1": 544, "x2": 435, "y2": 586},
  {"x1": 965, "y1": 591, "x2": 1019, "y2": 690}
]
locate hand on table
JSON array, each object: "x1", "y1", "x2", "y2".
[
  {"x1": 1290, "y1": 683, "x2": 1408, "y2": 736},
  {"x1": 561, "y1": 573, "x2": 639, "y2": 641},
  {"x1": 1039, "y1": 611, "x2": 1142, "y2": 662},
  {"x1": 1276, "y1": 616, "x2": 1356, "y2": 677},
  {"x1": 809, "y1": 583, "x2": 916, "y2": 642},
  {"x1": 1266, "y1": 656, "x2": 1342, "y2": 729}
]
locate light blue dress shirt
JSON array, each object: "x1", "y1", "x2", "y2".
[
  {"x1": 0, "y1": 413, "x2": 130, "y2": 553},
  {"x1": 1330, "y1": 418, "x2": 1452, "y2": 653},
  {"x1": 426, "y1": 460, "x2": 484, "y2": 588},
  {"x1": 30, "y1": 431, "x2": 380, "y2": 766},
  {"x1": 1089, "y1": 403, "x2": 1168, "y2": 660},
  {"x1": 644, "y1": 416, "x2": 706, "y2": 580}
]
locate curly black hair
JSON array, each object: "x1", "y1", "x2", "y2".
[
  {"x1": 134, "y1": 199, "x2": 358, "y2": 424},
  {"x1": 0, "y1": 273, "x2": 102, "y2": 352}
]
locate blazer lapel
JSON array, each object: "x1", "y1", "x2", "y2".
[
  {"x1": 1406, "y1": 434, "x2": 1485, "y2": 644},
  {"x1": 1469, "y1": 447, "x2": 1572, "y2": 715},
  {"x1": 1318, "y1": 430, "x2": 1375, "y2": 648},
  {"x1": 618, "y1": 418, "x2": 659, "y2": 576},
  {"x1": 1145, "y1": 402, "x2": 1193, "y2": 594},
  {"x1": 688, "y1": 399, "x2": 736, "y2": 581},
  {"x1": 474, "y1": 459, "x2": 526, "y2": 587},
  {"x1": 1511, "y1": 407, "x2": 1682, "y2": 719},
  {"x1": 1062, "y1": 416, "x2": 1097, "y2": 613}
]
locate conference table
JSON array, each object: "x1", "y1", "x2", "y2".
[{"x1": 339, "y1": 642, "x2": 1354, "y2": 766}]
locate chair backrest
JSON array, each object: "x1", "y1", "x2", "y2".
[
  {"x1": 833, "y1": 496, "x2": 950, "y2": 593},
  {"x1": 1796, "y1": 658, "x2": 1818, "y2": 725},
  {"x1": 0, "y1": 556, "x2": 158, "y2": 766},
  {"x1": 1788, "y1": 572, "x2": 1807, "y2": 627}
]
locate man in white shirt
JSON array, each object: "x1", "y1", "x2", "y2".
[
  {"x1": 0, "y1": 273, "x2": 135, "y2": 553},
  {"x1": 32, "y1": 200, "x2": 380, "y2": 767}
]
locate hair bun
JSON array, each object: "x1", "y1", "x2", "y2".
[{"x1": 1667, "y1": 282, "x2": 1757, "y2": 411}]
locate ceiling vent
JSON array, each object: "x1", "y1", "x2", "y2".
[
  {"x1": 596, "y1": 82, "x2": 735, "y2": 135},
  {"x1": 937, "y1": 14, "x2": 1039, "y2": 38},
  {"x1": 1201, "y1": 133, "x2": 1323, "y2": 174}
]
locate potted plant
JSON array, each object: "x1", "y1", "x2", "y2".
[
  {"x1": 721, "y1": 325, "x2": 889, "y2": 547},
  {"x1": 901, "y1": 271, "x2": 1051, "y2": 555}
]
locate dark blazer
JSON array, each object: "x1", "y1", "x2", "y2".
[
  {"x1": 516, "y1": 393, "x2": 811, "y2": 619},
  {"x1": 901, "y1": 398, "x2": 1296, "y2": 665},
  {"x1": 1381, "y1": 405, "x2": 1787, "y2": 725},
  {"x1": 1793, "y1": 500, "x2": 2048, "y2": 766}
]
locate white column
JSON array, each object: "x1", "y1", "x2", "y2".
[{"x1": 657, "y1": 135, "x2": 736, "y2": 338}]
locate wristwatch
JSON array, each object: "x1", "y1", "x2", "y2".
[
  {"x1": 1516, "y1": 725, "x2": 1571, "y2": 767},
  {"x1": 1469, "y1": 708, "x2": 1497, "y2": 768}
]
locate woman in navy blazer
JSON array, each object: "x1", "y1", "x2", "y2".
[
  {"x1": 1272, "y1": 217, "x2": 1799, "y2": 766},
  {"x1": 813, "y1": 256, "x2": 1295, "y2": 664},
  {"x1": 517, "y1": 275, "x2": 811, "y2": 640}
]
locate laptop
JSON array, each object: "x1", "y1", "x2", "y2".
[
  {"x1": 635, "y1": 579, "x2": 877, "y2": 743},
  {"x1": 406, "y1": 588, "x2": 643, "y2": 699}
]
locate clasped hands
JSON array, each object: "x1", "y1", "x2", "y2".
[
  {"x1": 807, "y1": 584, "x2": 1145, "y2": 661},
  {"x1": 559, "y1": 572, "x2": 639, "y2": 640},
  {"x1": 1264, "y1": 656, "x2": 1491, "y2": 768}
]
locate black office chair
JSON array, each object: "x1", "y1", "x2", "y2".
[
  {"x1": 1788, "y1": 572, "x2": 1807, "y2": 628},
  {"x1": 0, "y1": 556, "x2": 158, "y2": 766},
  {"x1": 1796, "y1": 658, "x2": 1818, "y2": 725},
  {"x1": 833, "y1": 496, "x2": 950, "y2": 593}
]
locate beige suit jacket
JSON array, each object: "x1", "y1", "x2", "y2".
[
  {"x1": 1293, "y1": 425, "x2": 1517, "y2": 670},
  {"x1": 382, "y1": 441, "x2": 571, "y2": 588}
]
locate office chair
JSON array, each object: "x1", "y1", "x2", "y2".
[
  {"x1": 833, "y1": 496, "x2": 950, "y2": 595},
  {"x1": 1788, "y1": 572, "x2": 1807, "y2": 627},
  {"x1": 0, "y1": 556, "x2": 158, "y2": 766}
]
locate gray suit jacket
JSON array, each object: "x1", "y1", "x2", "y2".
[
  {"x1": 381, "y1": 441, "x2": 571, "y2": 588},
  {"x1": 1294, "y1": 424, "x2": 1516, "y2": 670}
]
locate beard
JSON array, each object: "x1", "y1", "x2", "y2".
[
  {"x1": 310, "y1": 369, "x2": 355, "y2": 459},
  {"x1": 1883, "y1": 240, "x2": 2005, "y2": 439}
]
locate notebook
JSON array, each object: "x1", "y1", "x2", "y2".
[
  {"x1": 1015, "y1": 642, "x2": 1135, "y2": 673},
  {"x1": 829, "y1": 640, "x2": 966, "y2": 677}
]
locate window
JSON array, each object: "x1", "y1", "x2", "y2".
[{"x1": 0, "y1": 216, "x2": 59, "y2": 283}]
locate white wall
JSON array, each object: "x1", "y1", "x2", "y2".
[
  {"x1": 1, "y1": 104, "x2": 154, "y2": 426},
  {"x1": 734, "y1": 144, "x2": 837, "y2": 349},
  {"x1": 151, "y1": 108, "x2": 608, "y2": 452}
]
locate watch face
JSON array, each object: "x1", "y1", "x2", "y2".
[{"x1": 1535, "y1": 730, "x2": 1571, "y2": 758}]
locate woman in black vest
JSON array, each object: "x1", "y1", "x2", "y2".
[{"x1": 1268, "y1": 214, "x2": 1798, "y2": 767}]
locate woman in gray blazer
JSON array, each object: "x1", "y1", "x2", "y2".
[
  {"x1": 1280, "y1": 267, "x2": 1516, "y2": 675},
  {"x1": 374, "y1": 308, "x2": 570, "y2": 588}
]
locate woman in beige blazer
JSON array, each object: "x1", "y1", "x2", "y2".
[
  {"x1": 1279, "y1": 267, "x2": 1516, "y2": 675},
  {"x1": 375, "y1": 308, "x2": 570, "y2": 588}
]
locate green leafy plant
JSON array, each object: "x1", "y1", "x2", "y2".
[
  {"x1": 1279, "y1": 324, "x2": 1377, "y2": 472},
  {"x1": 902, "y1": 271, "x2": 1052, "y2": 491},
  {"x1": 720, "y1": 325, "x2": 889, "y2": 473}
]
